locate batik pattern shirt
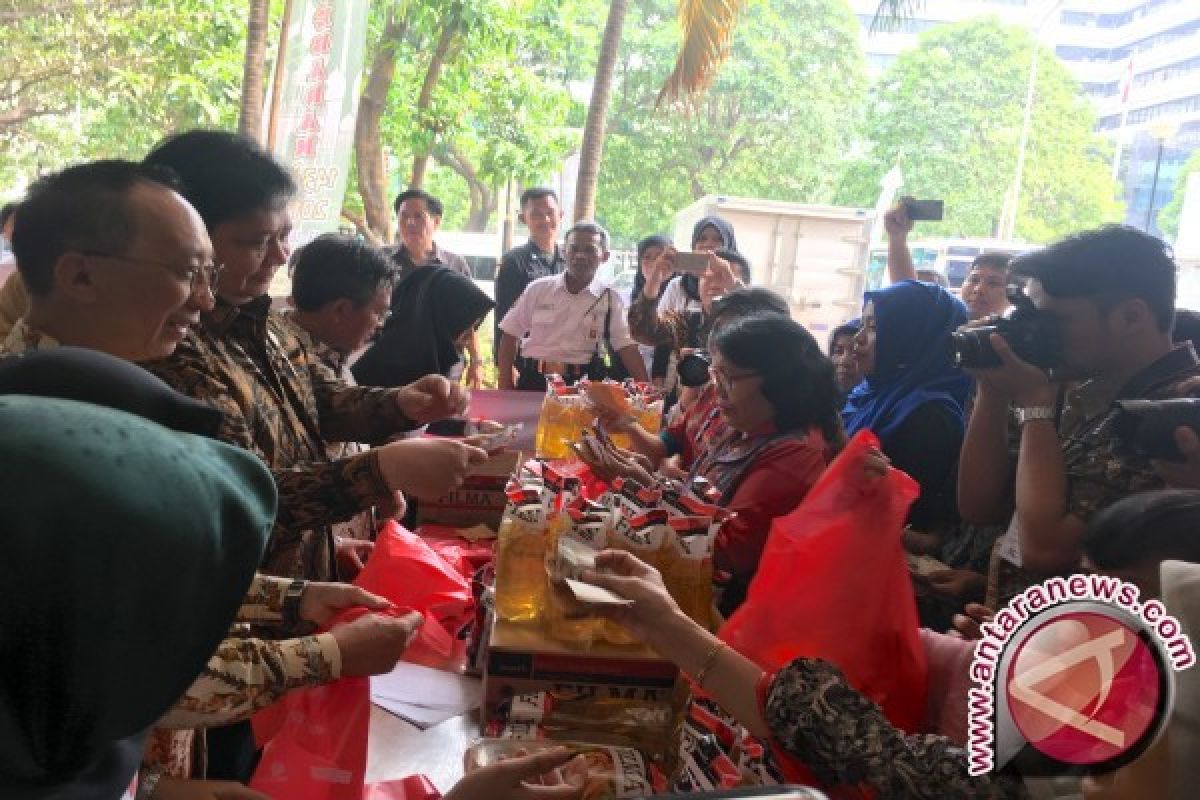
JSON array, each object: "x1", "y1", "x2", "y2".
[
  {"x1": 145, "y1": 296, "x2": 416, "y2": 581},
  {"x1": 765, "y1": 658, "x2": 1028, "y2": 799},
  {"x1": 0, "y1": 323, "x2": 343, "y2": 781},
  {"x1": 1057, "y1": 344, "x2": 1200, "y2": 522},
  {"x1": 280, "y1": 312, "x2": 378, "y2": 546}
]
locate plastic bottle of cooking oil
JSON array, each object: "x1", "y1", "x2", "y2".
[{"x1": 494, "y1": 486, "x2": 549, "y2": 623}]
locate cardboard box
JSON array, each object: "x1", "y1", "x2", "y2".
[
  {"x1": 416, "y1": 449, "x2": 522, "y2": 529},
  {"x1": 483, "y1": 617, "x2": 681, "y2": 725}
]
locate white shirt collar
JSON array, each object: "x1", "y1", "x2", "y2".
[{"x1": 553, "y1": 271, "x2": 606, "y2": 297}]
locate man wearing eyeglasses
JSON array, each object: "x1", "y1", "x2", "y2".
[{"x1": 2, "y1": 160, "x2": 217, "y2": 361}]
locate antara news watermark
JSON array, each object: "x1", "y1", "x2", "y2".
[{"x1": 967, "y1": 573, "x2": 1195, "y2": 776}]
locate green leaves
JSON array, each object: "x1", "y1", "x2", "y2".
[
  {"x1": 836, "y1": 17, "x2": 1123, "y2": 242},
  {"x1": 594, "y1": 0, "x2": 866, "y2": 243}
]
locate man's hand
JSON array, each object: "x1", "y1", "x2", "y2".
[
  {"x1": 333, "y1": 538, "x2": 375, "y2": 580},
  {"x1": 444, "y1": 747, "x2": 586, "y2": 800},
  {"x1": 299, "y1": 581, "x2": 390, "y2": 628},
  {"x1": 397, "y1": 374, "x2": 470, "y2": 423},
  {"x1": 967, "y1": 334, "x2": 1057, "y2": 406},
  {"x1": 884, "y1": 201, "x2": 914, "y2": 240},
  {"x1": 151, "y1": 777, "x2": 271, "y2": 800},
  {"x1": 375, "y1": 438, "x2": 489, "y2": 500},
  {"x1": 464, "y1": 360, "x2": 484, "y2": 390},
  {"x1": 329, "y1": 611, "x2": 424, "y2": 677},
  {"x1": 1152, "y1": 425, "x2": 1200, "y2": 488}
]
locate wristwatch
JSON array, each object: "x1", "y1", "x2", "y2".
[
  {"x1": 281, "y1": 578, "x2": 307, "y2": 629},
  {"x1": 1014, "y1": 406, "x2": 1056, "y2": 427}
]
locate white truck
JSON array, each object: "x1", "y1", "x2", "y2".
[{"x1": 673, "y1": 195, "x2": 875, "y2": 345}]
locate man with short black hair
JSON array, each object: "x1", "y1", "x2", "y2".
[
  {"x1": 388, "y1": 188, "x2": 482, "y2": 386},
  {"x1": 144, "y1": 131, "x2": 484, "y2": 583},
  {"x1": 497, "y1": 221, "x2": 647, "y2": 390},
  {"x1": 958, "y1": 226, "x2": 1200, "y2": 590},
  {"x1": 389, "y1": 188, "x2": 471, "y2": 281},
  {"x1": 289, "y1": 233, "x2": 394, "y2": 359},
  {"x1": 494, "y1": 187, "x2": 566, "y2": 378}
]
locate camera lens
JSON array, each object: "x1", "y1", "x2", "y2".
[
  {"x1": 677, "y1": 352, "x2": 712, "y2": 388},
  {"x1": 949, "y1": 327, "x2": 1000, "y2": 369}
]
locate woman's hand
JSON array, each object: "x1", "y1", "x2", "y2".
[
  {"x1": 572, "y1": 440, "x2": 655, "y2": 486},
  {"x1": 861, "y1": 446, "x2": 890, "y2": 478},
  {"x1": 884, "y1": 201, "x2": 914, "y2": 240},
  {"x1": 592, "y1": 404, "x2": 636, "y2": 435},
  {"x1": 951, "y1": 603, "x2": 995, "y2": 641},
  {"x1": 579, "y1": 550, "x2": 686, "y2": 649},
  {"x1": 643, "y1": 248, "x2": 677, "y2": 300},
  {"x1": 444, "y1": 747, "x2": 586, "y2": 800}
]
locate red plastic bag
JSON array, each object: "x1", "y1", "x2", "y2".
[
  {"x1": 720, "y1": 429, "x2": 929, "y2": 736},
  {"x1": 363, "y1": 775, "x2": 441, "y2": 800},
  {"x1": 249, "y1": 608, "x2": 373, "y2": 800},
  {"x1": 353, "y1": 521, "x2": 473, "y2": 668}
]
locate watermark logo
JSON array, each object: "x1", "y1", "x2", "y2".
[{"x1": 967, "y1": 575, "x2": 1195, "y2": 777}]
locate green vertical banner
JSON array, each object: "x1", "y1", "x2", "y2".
[{"x1": 271, "y1": 0, "x2": 369, "y2": 246}]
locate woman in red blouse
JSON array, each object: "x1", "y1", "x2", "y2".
[{"x1": 589, "y1": 310, "x2": 844, "y2": 615}]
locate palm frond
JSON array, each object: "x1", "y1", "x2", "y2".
[
  {"x1": 657, "y1": 0, "x2": 747, "y2": 109},
  {"x1": 869, "y1": 0, "x2": 926, "y2": 34}
]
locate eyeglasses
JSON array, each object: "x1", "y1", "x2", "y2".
[
  {"x1": 710, "y1": 365, "x2": 760, "y2": 392},
  {"x1": 80, "y1": 251, "x2": 224, "y2": 294}
]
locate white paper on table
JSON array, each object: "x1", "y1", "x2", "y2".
[
  {"x1": 370, "y1": 662, "x2": 482, "y2": 729},
  {"x1": 371, "y1": 694, "x2": 466, "y2": 730}
]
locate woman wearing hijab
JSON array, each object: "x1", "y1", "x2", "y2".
[
  {"x1": 844, "y1": 280, "x2": 971, "y2": 534},
  {"x1": 352, "y1": 266, "x2": 495, "y2": 389},
  {"x1": 0, "y1": 393, "x2": 275, "y2": 799},
  {"x1": 628, "y1": 234, "x2": 672, "y2": 382},
  {"x1": 629, "y1": 217, "x2": 746, "y2": 409}
]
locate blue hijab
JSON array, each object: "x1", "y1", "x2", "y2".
[{"x1": 842, "y1": 280, "x2": 971, "y2": 445}]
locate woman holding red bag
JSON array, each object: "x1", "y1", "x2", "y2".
[{"x1": 578, "y1": 545, "x2": 1027, "y2": 799}]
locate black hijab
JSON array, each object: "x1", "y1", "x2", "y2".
[
  {"x1": 0, "y1": 350, "x2": 274, "y2": 798},
  {"x1": 352, "y1": 266, "x2": 495, "y2": 388},
  {"x1": 683, "y1": 216, "x2": 739, "y2": 302}
]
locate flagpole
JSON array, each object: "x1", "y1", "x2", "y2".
[{"x1": 1111, "y1": 105, "x2": 1129, "y2": 182}]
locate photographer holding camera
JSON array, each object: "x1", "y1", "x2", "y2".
[{"x1": 958, "y1": 226, "x2": 1200, "y2": 588}]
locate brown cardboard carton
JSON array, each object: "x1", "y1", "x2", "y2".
[{"x1": 416, "y1": 450, "x2": 523, "y2": 529}]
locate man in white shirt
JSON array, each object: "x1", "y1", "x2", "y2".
[{"x1": 497, "y1": 221, "x2": 648, "y2": 390}]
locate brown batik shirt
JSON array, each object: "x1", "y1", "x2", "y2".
[{"x1": 145, "y1": 295, "x2": 417, "y2": 582}]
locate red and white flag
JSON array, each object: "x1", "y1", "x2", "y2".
[{"x1": 1120, "y1": 55, "x2": 1135, "y2": 106}]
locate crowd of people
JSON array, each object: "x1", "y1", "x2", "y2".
[{"x1": 0, "y1": 127, "x2": 1198, "y2": 800}]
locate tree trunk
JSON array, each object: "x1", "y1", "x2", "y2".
[
  {"x1": 238, "y1": 0, "x2": 270, "y2": 141},
  {"x1": 573, "y1": 0, "x2": 628, "y2": 222},
  {"x1": 436, "y1": 145, "x2": 496, "y2": 231},
  {"x1": 409, "y1": 8, "x2": 461, "y2": 188},
  {"x1": 354, "y1": 13, "x2": 408, "y2": 243}
]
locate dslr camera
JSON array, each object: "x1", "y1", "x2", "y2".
[
  {"x1": 677, "y1": 350, "x2": 712, "y2": 388},
  {"x1": 1112, "y1": 398, "x2": 1200, "y2": 462},
  {"x1": 950, "y1": 285, "x2": 1061, "y2": 370}
]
